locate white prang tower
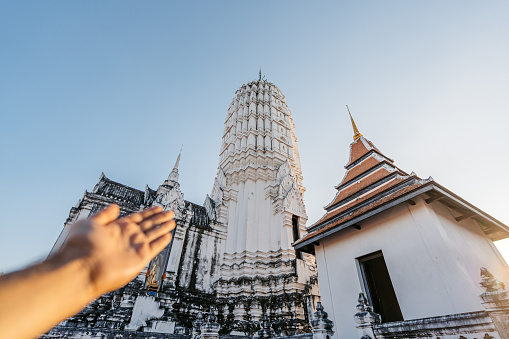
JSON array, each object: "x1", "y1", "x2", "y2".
[{"x1": 208, "y1": 78, "x2": 319, "y2": 334}]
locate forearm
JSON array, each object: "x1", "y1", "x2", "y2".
[
  {"x1": 0, "y1": 205, "x2": 174, "y2": 338},
  {"x1": 0, "y1": 250, "x2": 97, "y2": 339}
]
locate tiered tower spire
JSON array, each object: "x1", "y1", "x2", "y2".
[{"x1": 209, "y1": 79, "x2": 318, "y2": 331}]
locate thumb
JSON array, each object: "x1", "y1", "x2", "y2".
[{"x1": 91, "y1": 204, "x2": 120, "y2": 225}]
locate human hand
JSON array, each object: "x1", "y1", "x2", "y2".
[{"x1": 59, "y1": 204, "x2": 175, "y2": 297}]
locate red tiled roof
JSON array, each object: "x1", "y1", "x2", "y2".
[
  {"x1": 297, "y1": 181, "x2": 427, "y2": 245},
  {"x1": 339, "y1": 156, "x2": 382, "y2": 187},
  {"x1": 302, "y1": 134, "x2": 420, "y2": 243},
  {"x1": 315, "y1": 176, "x2": 412, "y2": 227},
  {"x1": 344, "y1": 136, "x2": 393, "y2": 168},
  {"x1": 326, "y1": 167, "x2": 399, "y2": 209},
  {"x1": 297, "y1": 133, "x2": 509, "y2": 250},
  {"x1": 345, "y1": 138, "x2": 371, "y2": 168}
]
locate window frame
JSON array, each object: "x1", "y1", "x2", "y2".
[{"x1": 356, "y1": 250, "x2": 404, "y2": 323}]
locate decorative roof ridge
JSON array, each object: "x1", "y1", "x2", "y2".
[
  {"x1": 185, "y1": 200, "x2": 206, "y2": 209},
  {"x1": 145, "y1": 184, "x2": 156, "y2": 194},
  {"x1": 310, "y1": 176, "x2": 424, "y2": 231},
  {"x1": 83, "y1": 192, "x2": 143, "y2": 208},
  {"x1": 92, "y1": 172, "x2": 144, "y2": 195}
]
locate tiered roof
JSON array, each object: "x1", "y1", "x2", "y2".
[{"x1": 294, "y1": 114, "x2": 509, "y2": 254}]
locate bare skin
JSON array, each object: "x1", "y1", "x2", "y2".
[{"x1": 0, "y1": 204, "x2": 175, "y2": 339}]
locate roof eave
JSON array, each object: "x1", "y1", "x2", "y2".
[
  {"x1": 428, "y1": 184, "x2": 509, "y2": 239},
  {"x1": 294, "y1": 185, "x2": 435, "y2": 251},
  {"x1": 294, "y1": 183, "x2": 509, "y2": 252}
]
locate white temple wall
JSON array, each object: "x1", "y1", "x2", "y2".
[
  {"x1": 49, "y1": 203, "x2": 95, "y2": 256},
  {"x1": 49, "y1": 225, "x2": 72, "y2": 256},
  {"x1": 225, "y1": 176, "x2": 293, "y2": 254},
  {"x1": 234, "y1": 180, "x2": 247, "y2": 253},
  {"x1": 315, "y1": 196, "x2": 508, "y2": 339},
  {"x1": 255, "y1": 179, "x2": 267, "y2": 252},
  {"x1": 176, "y1": 226, "x2": 224, "y2": 293},
  {"x1": 281, "y1": 215, "x2": 293, "y2": 252},
  {"x1": 257, "y1": 192, "x2": 270, "y2": 253},
  {"x1": 76, "y1": 206, "x2": 92, "y2": 220},
  {"x1": 225, "y1": 197, "x2": 238, "y2": 253},
  {"x1": 265, "y1": 135, "x2": 271, "y2": 150},
  {"x1": 430, "y1": 200, "x2": 509, "y2": 291},
  {"x1": 166, "y1": 225, "x2": 186, "y2": 273},
  {"x1": 257, "y1": 135, "x2": 264, "y2": 149},
  {"x1": 245, "y1": 178, "x2": 258, "y2": 253},
  {"x1": 271, "y1": 208, "x2": 283, "y2": 252}
]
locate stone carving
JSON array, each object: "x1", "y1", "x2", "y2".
[
  {"x1": 257, "y1": 315, "x2": 276, "y2": 338},
  {"x1": 203, "y1": 195, "x2": 216, "y2": 222},
  {"x1": 480, "y1": 267, "x2": 509, "y2": 303},
  {"x1": 201, "y1": 307, "x2": 220, "y2": 339},
  {"x1": 154, "y1": 185, "x2": 186, "y2": 221},
  {"x1": 273, "y1": 160, "x2": 306, "y2": 215},
  {"x1": 284, "y1": 185, "x2": 306, "y2": 215},
  {"x1": 192, "y1": 311, "x2": 204, "y2": 339},
  {"x1": 479, "y1": 267, "x2": 509, "y2": 339},
  {"x1": 210, "y1": 169, "x2": 226, "y2": 205},
  {"x1": 144, "y1": 185, "x2": 156, "y2": 206},
  {"x1": 354, "y1": 293, "x2": 381, "y2": 339},
  {"x1": 311, "y1": 302, "x2": 334, "y2": 339}
]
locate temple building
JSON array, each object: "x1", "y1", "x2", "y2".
[
  {"x1": 294, "y1": 112, "x2": 509, "y2": 339},
  {"x1": 44, "y1": 79, "x2": 320, "y2": 338},
  {"x1": 43, "y1": 77, "x2": 509, "y2": 339}
]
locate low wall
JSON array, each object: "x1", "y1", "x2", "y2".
[
  {"x1": 373, "y1": 311, "x2": 498, "y2": 339},
  {"x1": 40, "y1": 327, "x2": 191, "y2": 339}
]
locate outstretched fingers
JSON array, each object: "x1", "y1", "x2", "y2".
[
  {"x1": 149, "y1": 233, "x2": 172, "y2": 256},
  {"x1": 145, "y1": 220, "x2": 176, "y2": 242},
  {"x1": 122, "y1": 206, "x2": 164, "y2": 224},
  {"x1": 91, "y1": 204, "x2": 120, "y2": 225},
  {"x1": 139, "y1": 211, "x2": 174, "y2": 231}
]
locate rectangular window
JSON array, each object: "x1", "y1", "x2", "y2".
[
  {"x1": 358, "y1": 251, "x2": 403, "y2": 323},
  {"x1": 292, "y1": 215, "x2": 303, "y2": 260}
]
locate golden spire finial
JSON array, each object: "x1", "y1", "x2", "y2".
[{"x1": 346, "y1": 105, "x2": 362, "y2": 141}]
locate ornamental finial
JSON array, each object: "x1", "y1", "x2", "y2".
[
  {"x1": 174, "y1": 145, "x2": 183, "y2": 170},
  {"x1": 167, "y1": 145, "x2": 183, "y2": 184},
  {"x1": 258, "y1": 67, "x2": 266, "y2": 81},
  {"x1": 347, "y1": 105, "x2": 362, "y2": 141}
]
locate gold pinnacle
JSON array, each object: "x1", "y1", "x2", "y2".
[{"x1": 346, "y1": 105, "x2": 362, "y2": 141}]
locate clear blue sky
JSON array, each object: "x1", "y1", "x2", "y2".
[{"x1": 1, "y1": 1, "x2": 509, "y2": 273}]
